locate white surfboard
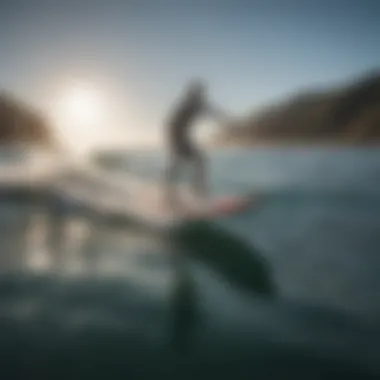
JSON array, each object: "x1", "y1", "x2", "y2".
[
  {"x1": 56, "y1": 180, "x2": 259, "y2": 231},
  {"x1": 51, "y1": 165, "x2": 262, "y2": 231},
  {"x1": 113, "y1": 190, "x2": 258, "y2": 230}
]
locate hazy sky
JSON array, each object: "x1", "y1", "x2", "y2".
[{"x1": 1, "y1": 0, "x2": 379, "y2": 149}]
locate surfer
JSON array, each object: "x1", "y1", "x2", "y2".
[{"x1": 164, "y1": 79, "x2": 228, "y2": 209}]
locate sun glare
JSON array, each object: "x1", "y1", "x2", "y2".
[
  {"x1": 62, "y1": 85, "x2": 103, "y2": 125},
  {"x1": 52, "y1": 82, "x2": 107, "y2": 154}
]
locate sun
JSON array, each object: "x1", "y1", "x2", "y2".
[
  {"x1": 59, "y1": 83, "x2": 104, "y2": 127},
  {"x1": 52, "y1": 82, "x2": 107, "y2": 154}
]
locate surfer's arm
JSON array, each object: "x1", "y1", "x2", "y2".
[
  {"x1": 205, "y1": 103, "x2": 230, "y2": 124},
  {"x1": 205, "y1": 103, "x2": 237, "y2": 130}
]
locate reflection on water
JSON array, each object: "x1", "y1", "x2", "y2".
[
  {"x1": 168, "y1": 251, "x2": 199, "y2": 352},
  {"x1": 0, "y1": 196, "x2": 204, "y2": 360}
]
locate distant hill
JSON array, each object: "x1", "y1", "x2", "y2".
[
  {"x1": 0, "y1": 92, "x2": 53, "y2": 147},
  {"x1": 217, "y1": 70, "x2": 380, "y2": 145}
]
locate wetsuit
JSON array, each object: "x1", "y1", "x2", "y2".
[
  {"x1": 167, "y1": 94, "x2": 205, "y2": 159},
  {"x1": 164, "y1": 87, "x2": 224, "y2": 206}
]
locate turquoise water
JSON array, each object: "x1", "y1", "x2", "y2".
[{"x1": 0, "y1": 147, "x2": 380, "y2": 379}]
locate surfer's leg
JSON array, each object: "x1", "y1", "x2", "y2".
[
  {"x1": 190, "y1": 146, "x2": 208, "y2": 201},
  {"x1": 164, "y1": 151, "x2": 183, "y2": 209}
]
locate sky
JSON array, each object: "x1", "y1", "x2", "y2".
[{"x1": 1, "y1": 0, "x2": 380, "y2": 151}]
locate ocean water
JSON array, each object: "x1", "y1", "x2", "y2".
[{"x1": 0, "y1": 147, "x2": 380, "y2": 379}]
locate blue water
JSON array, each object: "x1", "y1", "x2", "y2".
[{"x1": 0, "y1": 147, "x2": 380, "y2": 379}]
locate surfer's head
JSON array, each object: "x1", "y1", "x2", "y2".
[{"x1": 186, "y1": 79, "x2": 207, "y2": 101}]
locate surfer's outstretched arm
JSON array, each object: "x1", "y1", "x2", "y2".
[
  {"x1": 205, "y1": 103, "x2": 237, "y2": 132},
  {"x1": 205, "y1": 103, "x2": 230, "y2": 123}
]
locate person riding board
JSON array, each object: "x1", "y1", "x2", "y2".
[{"x1": 164, "y1": 79, "x2": 228, "y2": 209}]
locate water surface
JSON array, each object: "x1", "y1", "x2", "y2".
[{"x1": 0, "y1": 147, "x2": 379, "y2": 379}]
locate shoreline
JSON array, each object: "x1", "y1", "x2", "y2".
[{"x1": 208, "y1": 139, "x2": 380, "y2": 149}]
